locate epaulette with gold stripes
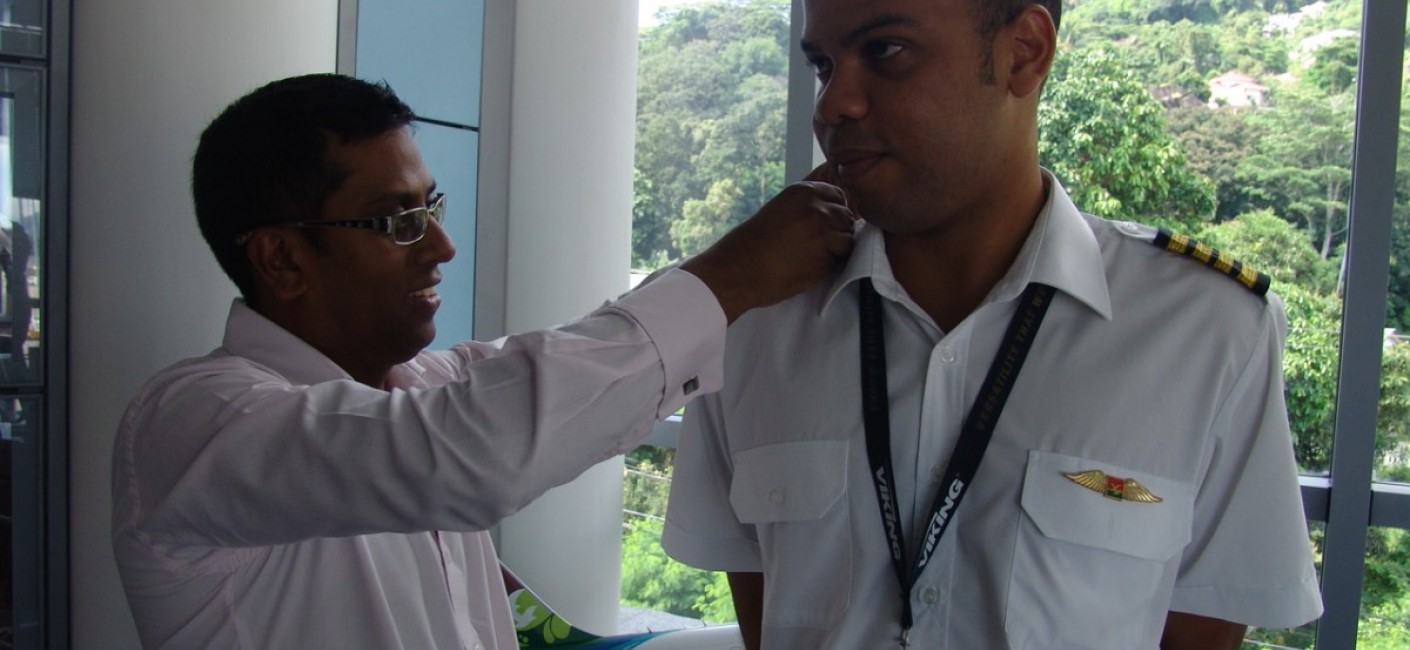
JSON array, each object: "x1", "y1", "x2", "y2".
[{"x1": 1152, "y1": 229, "x2": 1270, "y2": 297}]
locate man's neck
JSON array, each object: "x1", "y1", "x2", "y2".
[{"x1": 883, "y1": 173, "x2": 1049, "y2": 332}]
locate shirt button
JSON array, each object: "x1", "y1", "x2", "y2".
[
  {"x1": 922, "y1": 587, "x2": 939, "y2": 604},
  {"x1": 938, "y1": 348, "x2": 956, "y2": 364},
  {"x1": 770, "y1": 489, "x2": 786, "y2": 506}
]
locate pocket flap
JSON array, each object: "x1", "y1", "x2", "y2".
[
  {"x1": 729, "y1": 440, "x2": 849, "y2": 524},
  {"x1": 1021, "y1": 450, "x2": 1194, "y2": 561}
]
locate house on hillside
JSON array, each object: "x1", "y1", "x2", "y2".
[{"x1": 1208, "y1": 72, "x2": 1268, "y2": 109}]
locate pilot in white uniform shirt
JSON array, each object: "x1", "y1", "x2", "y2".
[{"x1": 663, "y1": 173, "x2": 1323, "y2": 649}]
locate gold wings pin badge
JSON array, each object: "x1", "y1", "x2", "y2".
[{"x1": 1064, "y1": 470, "x2": 1164, "y2": 503}]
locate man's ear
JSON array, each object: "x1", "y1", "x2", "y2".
[
  {"x1": 245, "y1": 229, "x2": 309, "y2": 302},
  {"x1": 1005, "y1": 5, "x2": 1058, "y2": 100}
]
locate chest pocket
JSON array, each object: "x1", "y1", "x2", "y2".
[
  {"x1": 729, "y1": 440, "x2": 853, "y2": 629},
  {"x1": 1006, "y1": 449, "x2": 1196, "y2": 649}
]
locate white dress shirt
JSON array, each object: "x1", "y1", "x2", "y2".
[
  {"x1": 663, "y1": 176, "x2": 1323, "y2": 649},
  {"x1": 113, "y1": 269, "x2": 725, "y2": 650}
]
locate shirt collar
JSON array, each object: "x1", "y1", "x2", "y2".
[
  {"x1": 220, "y1": 300, "x2": 354, "y2": 385},
  {"x1": 819, "y1": 169, "x2": 1112, "y2": 320},
  {"x1": 220, "y1": 300, "x2": 433, "y2": 390}
]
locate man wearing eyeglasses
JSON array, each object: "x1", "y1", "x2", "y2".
[{"x1": 111, "y1": 73, "x2": 855, "y2": 650}]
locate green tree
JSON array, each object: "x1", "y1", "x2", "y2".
[
  {"x1": 633, "y1": 0, "x2": 791, "y2": 269},
  {"x1": 1239, "y1": 80, "x2": 1355, "y2": 259},
  {"x1": 621, "y1": 519, "x2": 724, "y2": 619},
  {"x1": 1040, "y1": 45, "x2": 1216, "y2": 230},
  {"x1": 1197, "y1": 211, "x2": 1340, "y2": 472},
  {"x1": 1165, "y1": 105, "x2": 1267, "y2": 221},
  {"x1": 620, "y1": 450, "x2": 738, "y2": 623},
  {"x1": 1384, "y1": 80, "x2": 1410, "y2": 332}
]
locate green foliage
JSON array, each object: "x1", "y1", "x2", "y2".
[
  {"x1": 620, "y1": 450, "x2": 738, "y2": 623},
  {"x1": 633, "y1": 0, "x2": 791, "y2": 270},
  {"x1": 1196, "y1": 209, "x2": 1338, "y2": 292},
  {"x1": 621, "y1": 518, "x2": 716, "y2": 619},
  {"x1": 1377, "y1": 341, "x2": 1410, "y2": 482},
  {"x1": 1040, "y1": 46, "x2": 1216, "y2": 230},
  {"x1": 1165, "y1": 106, "x2": 1267, "y2": 221},
  {"x1": 623, "y1": 453, "x2": 674, "y2": 521},
  {"x1": 1305, "y1": 36, "x2": 1359, "y2": 95},
  {"x1": 1358, "y1": 528, "x2": 1410, "y2": 648},
  {"x1": 1197, "y1": 213, "x2": 1340, "y2": 472},
  {"x1": 1385, "y1": 80, "x2": 1410, "y2": 332},
  {"x1": 1238, "y1": 80, "x2": 1355, "y2": 258},
  {"x1": 1271, "y1": 281, "x2": 1341, "y2": 473}
]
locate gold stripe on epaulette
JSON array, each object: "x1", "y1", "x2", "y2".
[{"x1": 1153, "y1": 228, "x2": 1270, "y2": 297}]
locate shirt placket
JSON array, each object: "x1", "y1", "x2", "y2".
[
  {"x1": 908, "y1": 317, "x2": 972, "y2": 644},
  {"x1": 433, "y1": 532, "x2": 484, "y2": 650}
]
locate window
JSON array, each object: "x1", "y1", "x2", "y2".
[
  {"x1": 0, "y1": 0, "x2": 63, "y2": 645},
  {"x1": 626, "y1": 0, "x2": 1410, "y2": 645},
  {"x1": 623, "y1": 0, "x2": 798, "y2": 628}
]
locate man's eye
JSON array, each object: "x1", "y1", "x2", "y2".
[
  {"x1": 865, "y1": 41, "x2": 903, "y2": 60},
  {"x1": 807, "y1": 56, "x2": 832, "y2": 77}
]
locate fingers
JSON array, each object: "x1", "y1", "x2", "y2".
[
  {"x1": 796, "y1": 165, "x2": 857, "y2": 217},
  {"x1": 681, "y1": 177, "x2": 858, "y2": 324},
  {"x1": 802, "y1": 161, "x2": 840, "y2": 185}
]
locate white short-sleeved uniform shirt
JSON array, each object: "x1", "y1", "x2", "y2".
[{"x1": 663, "y1": 176, "x2": 1323, "y2": 650}]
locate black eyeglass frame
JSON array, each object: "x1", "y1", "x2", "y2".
[{"x1": 236, "y1": 193, "x2": 447, "y2": 246}]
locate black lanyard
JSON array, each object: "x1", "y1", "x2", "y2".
[{"x1": 858, "y1": 278, "x2": 1055, "y2": 647}]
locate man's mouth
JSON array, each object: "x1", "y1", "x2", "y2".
[{"x1": 830, "y1": 151, "x2": 884, "y2": 183}]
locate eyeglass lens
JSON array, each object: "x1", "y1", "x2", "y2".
[{"x1": 392, "y1": 197, "x2": 446, "y2": 244}]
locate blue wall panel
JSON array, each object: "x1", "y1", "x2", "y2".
[
  {"x1": 412, "y1": 122, "x2": 478, "y2": 349},
  {"x1": 357, "y1": 0, "x2": 484, "y2": 127}
]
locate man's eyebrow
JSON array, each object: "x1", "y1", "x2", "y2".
[
  {"x1": 801, "y1": 14, "x2": 922, "y2": 54},
  {"x1": 362, "y1": 183, "x2": 439, "y2": 211}
]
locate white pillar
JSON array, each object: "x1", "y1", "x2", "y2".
[
  {"x1": 68, "y1": 2, "x2": 337, "y2": 647},
  {"x1": 490, "y1": 0, "x2": 640, "y2": 634}
]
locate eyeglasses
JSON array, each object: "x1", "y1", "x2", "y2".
[{"x1": 236, "y1": 194, "x2": 447, "y2": 246}]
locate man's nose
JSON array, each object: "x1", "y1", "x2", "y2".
[{"x1": 814, "y1": 67, "x2": 869, "y2": 126}]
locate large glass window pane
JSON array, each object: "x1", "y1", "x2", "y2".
[
  {"x1": 623, "y1": 0, "x2": 791, "y2": 629},
  {"x1": 0, "y1": 0, "x2": 42, "y2": 59},
  {"x1": 0, "y1": 66, "x2": 42, "y2": 386},
  {"x1": 1378, "y1": 15, "x2": 1410, "y2": 485},
  {"x1": 1356, "y1": 525, "x2": 1410, "y2": 648},
  {"x1": 630, "y1": 0, "x2": 790, "y2": 273},
  {"x1": 1059, "y1": 1, "x2": 1360, "y2": 477}
]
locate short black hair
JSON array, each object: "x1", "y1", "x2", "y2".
[
  {"x1": 191, "y1": 73, "x2": 416, "y2": 300},
  {"x1": 975, "y1": 0, "x2": 1062, "y2": 84}
]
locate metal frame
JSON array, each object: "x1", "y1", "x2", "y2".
[
  {"x1": 336, "y1": 0, "x2": 358, "y2": 76},
  {"x1": 471, "y1": 0, "x2": 514, "y2": 343},
  {"x1": 44, "y1": 0, "x2": 69, "y2": 645},
  {"x1": 0, "y1": 1, "x2": 71, "y2": 647},
  {"x1": 1313, "y1": 1, "x2": 1409, "y2": 646}
]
